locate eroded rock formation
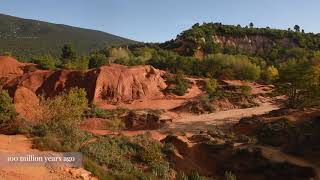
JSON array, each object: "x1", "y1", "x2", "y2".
[{"x1": 0, "y1": 56, "x2": 167, "y2": 119}]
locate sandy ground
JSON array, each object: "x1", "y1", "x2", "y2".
[
  {"x1": 166, "y1": 100, "x2": 279, "y2": 133},
  {"x1": 89, "y1": 98, "x2": 280, "y2": 140},
  {"x1": 0, "y1": 135, "x2": 93, "y2": 180}
]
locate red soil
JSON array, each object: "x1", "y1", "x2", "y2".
[{"x1": 0, "y1": 57, "x2": 169, "y2": 120}]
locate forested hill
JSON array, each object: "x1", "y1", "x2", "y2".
[
  {"x1": 0, "y1": 13, "x2": 137, "y2": 60},
  {"x1": 160, "y1": 22, "x2": 320, "y2": 59}
]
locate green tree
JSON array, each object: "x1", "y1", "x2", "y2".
[
  {"x1": 3, "y1": 51, "x2": 12, "y2": 56},
  {"x1": 108, "y1": 47, "x2": 130, "y2": 62},
  {"x1": 205, "y1": 78, "x2": 218, "y2": 95},
  {"x1": 0, "y1": 89, "x2": 16, "y2": 125},
  {"x1": 75, "y1": 55, "x2": 89, "y2": 70},
  {"x1": 263, "y1": 66, "x2": 279, "y2": 83},
  {"x1": 31, "y1": 55, "x2": 58, "y2": 70},
  {"x1": 61, "y1": 44, "x2": 76, "y2": 67},
  {"x1": 294, "y1": 25, "x2": 300, "y2": 32},
  {"x1": 88, "y1": 53, "x2": 108, "y2": 68},
  {"x1": 173, "y1": 71, "x2": 189, "y2": 96},
  {"x1": 278, "y1": 59, "x2": 320, "y2": 108},
  {"x1": 203, "y1": 39, "x2": 221, "y2": 54},
  {"x1": 249, "y1": 22, "x2": 254, "y2": 28},
  {"x1": 35, "y1": 88, "x2": 89, "y2": 151},
  {"x1": 41, "y1": 88, "x2": 88, "y2": 130}
]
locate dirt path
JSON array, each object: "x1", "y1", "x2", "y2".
[
  {"x1": 0, "y1": 135, "x2": 94, "y2": 180},
  {"x1": 165, "y1": 100, "x2": 279, "y2": 133}
]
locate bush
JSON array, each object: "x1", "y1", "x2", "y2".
[
  {"x1": 135, "y1": 134, "x2": 170, "y2": 177},
  {"x1": 225, "y1": 171, "x2": 237, "y2": 180},
  {"x1": 31, "y1": 55, "x2": 58, "y2": 70},
  {"x1": 176, "y1": 172, "x2": 189, "y2": 180},
  {"x1": 205, "y1": 78, "x2": 218, "y2": 95},
  {"x1": 174, "y1": 79, "x2": 189, "y2": 96},
  {"x1": 278, "y1": 59, "x2": 320, "y2": 108},
  {"x1": 85, "y1": 106, "x2": 128, "y2": 119},
  {"x1": 89, "y1": 53, "x2": 108, "y2": 68},
  {"x1": 107, "y1": 118, "x2": 125, "y2": 134},
  {"x1": 80, "y1": 134, "x2": 170, "y2": 179},
  {"x1": 83, "y1": 157, "x2": 116, "y2": 180},
  {"x1": 232, "y1": 58, "x2": 261, "y2": 80},
  {"x1": 176, "y1": 171, "x2": 205, "y2": 180},
  {"x1": 199, "y1": 95, "x2": 214, "y2": 113},
  {"x1": 109, "y1": 47, "x2": 130, "y2": 62},
  {"x1": 0, "y1": 89, "x2": 16, "y2": 125},
  {"x1": 33, "y1": 88, "x2": 89, "y2": 151},
  {"x1": 262, "y1": 66, "x2": 279, "y2": 83},
  {"x1": 257, "y1": 118, "x2": 296, "y2": 146},
  {"x1": 238, "y1": 85, "x2": 252, "y2": 96},
  {"x1": 74, "y1": 55, "x2": 89, "y2": 70},
  {"x1": 165, "y1": 71, "x2": 190, "y2": 96},
  {"x1": 86, "y1": 105, "x2": 109, "y2": 119},
  {"x1": 189, "y1": 171, "x2": 205, "y2": 180}
]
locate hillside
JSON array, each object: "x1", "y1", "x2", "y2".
[
  {"x1": 0, "y1": 13, "x2": 137, "y2": 60},
  {"x1": 160, "y1": 23, "x2": 320, "y2": 59}
]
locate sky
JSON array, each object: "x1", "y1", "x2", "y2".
[{"x1": 0, "y1": 0, "x2": 319, "y2": 42}]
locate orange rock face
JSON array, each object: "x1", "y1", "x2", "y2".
[
  {"x1": 0, "y1": 57, "x2": 167, "y2": 120},
  {"x1": 93, "y1": 64, "x2": 167, "y2": 104}
]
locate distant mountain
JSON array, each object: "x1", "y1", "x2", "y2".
[{"x1": 0, "y1": 13, "x2": 137, "y2": 60}]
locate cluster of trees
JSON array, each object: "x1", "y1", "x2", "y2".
[
  {"x1": 161, "y1": 22, "x2": 320, "y2": 60},
  {"x1": 278, "y1": 58, "x2": 320, "y2": 108},
  {"x1": 148, "y1": 51, "x2": 266, "y2": 81},
  {"x1": 30, "y1": 44, "x2": 277, "y2": 83},
  {"x1": 28, "y1": 45, "x2": 157, "y2": 71}
]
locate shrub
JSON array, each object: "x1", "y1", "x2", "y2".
[
  {"x1": 134, "y1": 134, "x2": 170, "y2": 177},
  {"x1": 74, "y1": 55, "x2": 89, "y2": 70},
  {"x1": 33, "y1": 88, "x2": 89, "y2": 151},
  {"x1": 199, "y1": 95, "x2": 214, "y2": 113},
  {"x1": 262, "y1": 66, "x2": 279, "y2": 83},
  {"x1": 166, "y1": 71, "x2": 190, "y2": 96},
  {"x1": 174, "y1": 80, "x2": 189, "y2": 96},
  {"x1": 257, "y1": 118, "x2": 296, "y2": 146},
  {"x1": 189, "y1": 171, "x2": 205, "y2": 180},
  {"x1": 238, "y1": 85, "x2": 252, "y2": 96},
  {"x1": 107, "y1": 118, "x2": 125, "y2": 134},
  {"x1": 205, "y1": 78, "x2": 218, "y2": 95},
  {"x1": 86, "y1": 105, "x2": 109, "y2": 119},
  {"x1": 225, "y1": 171, "x2": 237, "y2": 180},
  {"x1": 3, "y1": 51, "x2": 12, "y2": 56},
  {"x1": 176, "y1": 171, "x2": 205, "y2": 180},
  {"x1": 232, "y1": 59, "x2": 261, "y2": 80},
  {"x1": 278, "y1": 59, "x2": 320, "y2": 108},
  {"x1": 109, "y1": 47, "x2": 130, "y2": 62},
  {"x1": 85, "y1": 106, "x2": 128, "y2": 119},
  {"x1": 176, "y1": 172, "x2": 189, "y2": 180},
  {"x1": 80, "y1": 134, "x2": 170, "y2": 179},
  {"x1": 0, "y1": 89, "x2": 16, "y2": 125},
  {"x1": 31, "y1": 55, "x2": 58, "y2": 70},
  {"x1": 83, "y1": 157, "x2": 117, "y2": 180},
  {"x1": 89, "y1": 53, "x2": 108, "y2": 68}
]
